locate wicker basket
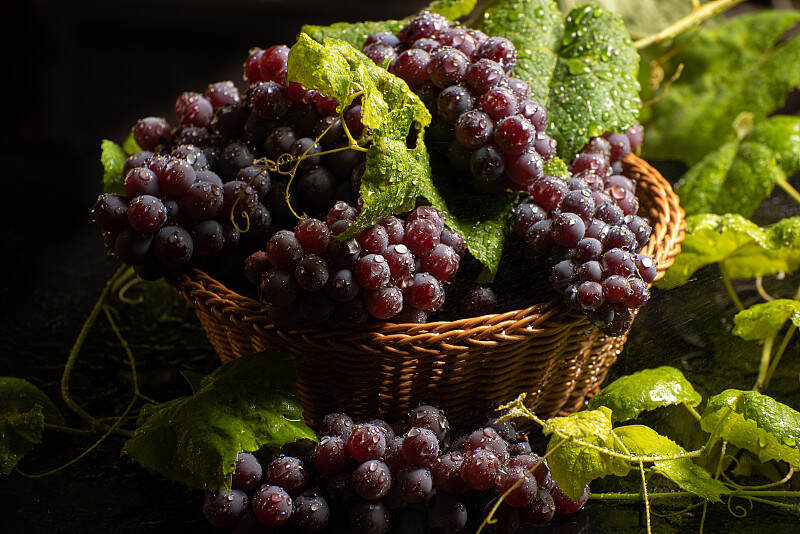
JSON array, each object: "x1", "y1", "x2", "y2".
[{"x1": 168, "y1": 154, "x2": 684, "y2": 427}]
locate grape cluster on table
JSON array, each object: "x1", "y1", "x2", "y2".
[
  {"x1": 362, "y1": 11, "x2": 556, "y2": 193},
  {"x1": 202, "y1": 405, "x2": 588, "y2": 533},
  {"x1": 246, "y1": 204, "x2": 465, "y2": 327}
]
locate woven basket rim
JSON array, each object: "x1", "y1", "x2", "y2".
[{"x1": 167, "y1": 154, "x2": 685, "y2": 342}]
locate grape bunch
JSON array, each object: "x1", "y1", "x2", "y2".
[
  {"x1": 509, "y1": 126, "x2": 655, "y2": 335},
  {"x1": 92, "y1": 43, "x2": 368, "y2": 280},
  {"x1": 362, "y1": 11, "x2": 556, "y2": 192},
  {"x1": 244, "y1": 204, "x2": 466, "y2": 328},
  {"x1": 201, "y1": 405, "x2": 589, "y2": 533}
]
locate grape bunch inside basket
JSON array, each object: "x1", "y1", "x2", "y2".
[{"x1": 168, "y1": 154, "x2": 683, "y2": 427}]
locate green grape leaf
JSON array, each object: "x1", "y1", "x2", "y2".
[
  {"x1": 476, "y1": 1, "x2": 640, "y2": 161},
  {"x1": 122, "y1": 352, "x2": 316, "y2": 491},
  {"x1": 733, "y1": 299, "x2": 800, "y2": 341},
  {"x1": 701, "y1": 389, "x2": 800, "y2": 467},
  {"x1": 544, "y1": 155, "x2": 569, "y2": 178},
  {"x1": 557, "y1": 0, "x2": 692, "y2": 40},
  {"x1": 615, "y1": 425, "x2": 728, "y2": 502},
  {"x1": 676, "y1": 115, "x2": 800, "y2": 217},
  {"x1": 643, "y1": 10, "x2": 800, "y2": 165},
  {"x1": 0, "y1": 377, "x2": 63, "y2": 475},
  {"x1": 588, "y1": 366, "x2": 702, "y2": 422},
  {"x1": 301, "y1": 0, "x2": 476, "y2": 48},
  {"x1": 100, "y1": 139, "x2": 127, "y2": 194},
  {"x1": 544, "y1": 407, "x2": 631, "y2": 501},
  {"x1": 658, "y1": 214, "x2": 800, "y2": 289},
  {"x1": 122, "y1": 132, "x2": 141, "y2": 155}
]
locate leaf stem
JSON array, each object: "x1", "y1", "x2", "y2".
[
  {"x1": 634, "y1": 0, "x2": 746, "y2": 49},
  {"x1": 775, "y1": 177, "x2": 800, "y2": 207},
  {"x1": 588, "y1": 490, "x2": 800, "y2": 502},
  {"x1": 721, "y1": 269, "x2": 744, "y2": 311},
  {"x1": 762, "y1": 326, "x2": 796, "y2": 391},
  {"x1": 60, "y1": 265, "x2": 128, "y2": 429},
  {"x1": 753, "y1": 334, "x2": 776, "y2": 392},
  {"x1": 685, "y1": 403, "x2": 703, "y2": 423},
  {"x1": 639, "y1": 459, "x2": 652, "y2": 534},
  {"x1": 43, "y1": 423, "x2": 95, "y2": 436}
]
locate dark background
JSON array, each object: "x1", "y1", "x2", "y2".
[{"x1": 1, "y1": 1, "x2": 800, "y2": 533}]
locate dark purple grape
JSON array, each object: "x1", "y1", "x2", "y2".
[
  {"x1": 465, "y1": 58, "x2": 506, "y2": 95},
  {"x1": 584, "y1": 218, "x2": 610, "y2": 241},
  {"x1": 196, "y1": 169, "x2": 223, "y2": 187},
  {"x1": 123, "y1": 167, "x2": 159, "y2": 198},
  {"x1": 441, "y1": 26, "x2": 480, "y2": 57},
  {"x1": 313, "y1": 435, "x2": 350, "y2": 474},
  {"x1": 180, "y1": 181, "x2": 223, "y2": 222},
  {"x1": 494, "y1": 115, "x2": 534, "y2": 156},
  {"x1": 627, "y1": 123, "x2": 645, "y2": 151},
  {"x1": 459, "y1": 286, "x2": 498, "y2": 317},
  {"x1": 294, "y1": 255, "x2": 329, "y2": 292},
  {"x1": 325, "y1": 269, "x2": 360, "y2": 302},
  {"x1": 636, "y1": 254, "x2": 658, "y2": 283},
  {"x1": 393, "y1": 307, "x2": 428, "y2": 324},
  {"x1": 319, "y1": 413, "x2": 354, "y2": 440},
  {"x1": 602, "y1": 248, "x2": 636, "y2": 277},
  {"x1": 626, "y1": 215, "x2": 652, "y2": 249},
  {"x1": 205, "y1": 80, "x2": 240, "y2": 109},
  {"x1": 402, "y1": 427, "x2": 440, "y2": 467},
  {"x1": 92, "y1": 194, "x2": 128, "y2": 233},
  {"x1": 428, "y1": 46, "x2": 469, "y2": 88},
  {"x1": 403, "y1": 10, "x2": 449, "y2": 42},
  {"x1": 577, "y1": 281, "x2": 604, "y2": 310},
  {"x1": 602, "y1": 275, "x2": 632, "y2": 303},
  {"x1": 175, "y1": 92, "x2": 213, "y2": 127},
  {"x1": 357, "y1": 225, "x2": 390, "y2": 255},
  {"x1": 396, "y1": 467, "x2": 433, "y2": 504},
  {"x1": 354, "y1": 254, "x2": 391, "y2": 290},
  {"x1": 551, "y1": 213, "x2": 585, "y2": 247},
  {"x1": 460, "y1": 449, "x2": 500, "y2": 490},
  {"x1": 462, "y1": 427, "x2": 510, "y2": 464},
  {"x1": 266, "y1": 230, "x2": 304, "y2": 270},
  {"x1": 606, "y1": 174, "x2": 635, "y2": 192},
  {"x1": 609, "y1": 185, "x2": 639, "y2": 215},
  {"x1": 421, "y1": 244, "x2": 459, "y2": 281},
  {"x1": 550, "y1": 260, "x2": 577, "y2": 291},
  {"x1": 349, "y1": 501, "x2": 389, "y2": 534},
  {"x1": 265, "y1": 126, "x2": 297, "y2": 158},
  {"x1": 133, "y1": 117, "x2": 170, "y2": 150},
  {"x1": 519, "y1": 100, "x2": 548, "y2": 132},
  {"x1": 560, "y1": 189, "x2": 596, "y2": 222},
  {"x1": 171, "y1": 144, "x2": 208, "y2": 170},
  {"x1": 160, "y1": 159, "x2": 196, "y2": 198},
  {"x1": 475, "y1": 36, "x2": 517, "y2": 70},
  {"x1": 191, "y1": 220, "x2": 225, "y2": 256},
  {"x1": 259, "y1": 269, "x2": 299, "y2": 307},
  {"x1": 572, "y1": 151, "x2": 609, "y2": 177},
  {"x1": 625, "y1": 277, "x2": 649, "y2": 308},
  {"x1": 455, "y1": 109, "x2": 494, "y2": 149},
  {"x1": 265, "y1": 456, "x2": 310, "y2": 496},
  {"x1": 388, "y1": 49, "x2": 431, "y2": 89},
  {"x1": 604, "y1": 225, "x2": 638, "y2": 252},
  {"x1": 123, "y1": 151, "x2": 154, "y2": 177},
  {"x1": 327, "y1": 237, "x2": 361, "y2": 269},
  {"x1": 250, "y1": 81, "x2": 289, "y2": 120},
  {"x1": 606, "y1": 132, "x2": 631, "y2": 163},
  {"x1": 431, "y1": 452, "x2": 468, "y2": 494},
  {"x1": 289, "y1": 492, "x2": 330, "y2": 533},
  {"x1": 245, "y1": 251, "x2": 271, "y2": 285},
  {"x1": 235, "y1": 166, "x2": 270, "y2": 200},
  {"x1": 437, "y1": 85, "x2": 473, "y2": 124},
  {"x1": 497, "y1": 465, "x2": 538, "y2": 507},
  {"x1": 527, "y1": 219, "x2": 554, "y2": 252},
  {"x1": 294, "y1": 218, "x2": 331, "y2": 255},
  {"x1": 382, "y1": 244, "x2": 416, "y2": 283},
  {"x1": 252, "y1": 485, "x2": 292, "y2": 527},
  {"x1": 352, "y1": 460, "x2": 392, "y2": 501},
  {"x1": 575, "y1": 238, "x2": 603, "y2": 262},
  {"x1": 406, "y1": 405, "x2": 450, "y2": 445},
  {"x1": 404, "y1": 219, "x2": 440, "y2": 255},
  {"x1": 127, "y1": 195, "x2": 167, "y2": 233},
  {"x1": 470, "y1": 144, "x2": 506, "y2": 187},
  {"x1": 478, "y1": 86, "x2": 518, "y2": 121},
  {"x1": 219, "y1": 142, "x2": 254, "y2": 177},
  {"x1": 151, "y1": 225, "x2": 193, "y2": 269},
  {"x1": 506, "y1": 77, "x2": 531, "y2": 102},
  {"x1": 533, "y1": 131, "x2": 557, "y2": 160},
  {"x1": 406, "y1": 272, "x2": 445, "y2": 312},
  {"x1": 595, "y1": 201, "x2": 624, "y2": 225},
  {"x1": 114, "y1": 231, "x2": 152, "y2": 265},
  {"x1": 531, "y1": 176, "x2": 568, "y2": 211},
  {"x1": 203, "y1": 490, "x2": 248, "y2": 527},
  {"x1": 520, "y1": 489, "x2": 556, "y2": 525}
]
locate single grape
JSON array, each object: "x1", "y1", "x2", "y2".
[
  {"x1": 602, "y1": 275, "x2": 632, "y2": 303},
  {"x1": 626, "y1": 277, "x2": 650, "y2": 308},
  {"x1": 175, "y1": 91, "x2": 213, "y2": 127},
  {"x1": 289, "y1": 492, "x2": 330, "y2": 534},
  {"x1": 519, "y1": 100, "x2": 548, "y2": 132},
  {"x1": 259, "y1": 269, "x2": 300, "y2": 307},
  {"x1": 244, "y1": 251, "x2": 271, "y2": 285},
  {"x1": 431, "y1": 451, "x2": 468, "y2": 494},
  {"x1": 123, "y1": 167, "x2": 159, "y2": 198},
  {"x1": 294, "y1": 254, "x2": 330, "y2": 292},
  {"x1": 133, "y1": 117, "x2": 171, "y2": 150},
  {"x1": 497, "y1": 465, "x2": 538, "y2": 507},
  {"x1": 461, "y1": 427, "x2": 510, "y2": 464},
  {"x1": 428, "y1": 493, "x2": 468, "y2": 534},
  {"x1": 250, "y1": 81, "x2": 289, "y2": 120},
  {"x1": 319, "y1": 412, "x2": 354, "y2": 440},
  {"x1": 266, "y1": 230, "x2": 304, "y2": 270},
  {"x1": 354, "y1": 254, "x2": 391, "y2": 290},
  {"x1": 313, "y1": 436, "x2": 350, "y2": 474},
  {"x1": 519, "y1": 489, "x2": 556, "y2": 525},
  {"x1": 171, "y1": 144, "x2": 208, "y2": 170},
  {"x1": 577, "y1": 281, "x2": 604, "y2": 310},
  {"x1": 160, "y1": 159, "x2": 197, "y2": 198},
  {"x1": 551, "y1": 213, "x2": 585, "y2": 248},
  {"x1": 475, "y1": 36, "x2": 517, "y2": 70},
  {"x1": 191, "y1": 220, "x2": 225, "y2": 256},
  {"x1": 219, "y1": 142, "x2": 255, "y2": 177},
  {"x1": 252, "y1": 485, "x2": 292, "y2": 527},
  {"x1": 152, "y1": 225, "x2": 193, "y2": 269},
  {"x1": 265, "y1": 456, "x2": 310, "y2": 496},
  {"x1": 327, "y1": 237, "x2": 361, "y2": 269},
  {"x1": 437, "y1": 85, "x2": 473, "y2": 124},
  {"x1": 351, "y1": 460, "x2": 392, "y2": 501},
  {"x1": 349, "y1": 501, "x2": 389, "y2": 534},
  {"x1": 402, "y1": 427, "x2": 440, "y2": 467},
  {"x1": 531, "y1": 176, "x2": 569, "y2": 211},
  {"x1": 406, "y1": 405, "x2": 450, "y2": 445},
  {"x1": 635, "y1": 254, "x2": 658, "y2": 283},
  {"x1": 470, "y1": 144, "x2": 506, "y2": 187},
  {"x1": 365, "y1": 287, "x2": 404, "y2": 319},
  {"x1": 393, "y1": 306, "x2": 428, "y2": 324},
  {"x1": 477, "y1": 86, "x2": 518, "y2": 121},
  {"x1": 460, "y1": 449, "x2": 500, "y2": 490},
  {"x1": 179, "y1": 181, "x2": 223, "y2": 222},
  {"x1": 203, "y1": 490, "x2": 248, "y2": 527},
  {"x1": 388, "y1": 49, "x2": 431, "y2": 89},
  {"x1": 550, "y1": 483, "x2": 589, "y2": 514},
  {"x1": 348, "y1": 423, "x2": 387, "y2": 463},
  {"x1": 606, "y1": 132, "x2": 631, "y2": 163},
  {"x1": 427, "y1": 46, "x2": 469, "y2": 88},
  {"x1": 406, "y1": 272, "x2": 445, "y2": 312},
  {"x1": 465, "y1": 58, "x2": 506, "y2": 95},
  {"x1": 114, "y1": 231, "x2": 153, "y2": 265},
  {"x1": 550, "y1": 260, "x2": 577, "y2": 291},
  {"x1": 455, "y1": 109, "x2": 494, "y2": 149}
]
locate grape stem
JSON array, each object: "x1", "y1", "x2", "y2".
[
  {"x1": 634, "y1": 0, "x2": 746, "y2": 49},
  {"x1": 753, "y1": 333, "x2": 776, "y2": 392},
  {"x1": 588, "y1": 490, "x2": 800, "y2": 501}
]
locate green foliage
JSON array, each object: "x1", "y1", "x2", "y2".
[
  {"x1": 100, "y1": 140, "x2": 127, "y2": 194},
  {"x1": 658, "y1": 214, "x2": 800, "y2": 289},
  {"x1": 615, "y1": 425, "x2": 728, "y2": 502},
  {"x1": 123, "y1": 352, "x2": 316, "y2": 491},
  {"x1": 557, "y1": 0, "x2": 691, "y2": 40},
  {"x1": 543, "y1": 156, "x2": 569, "y2": 178},
  {"x1": 676, "y1": 115, "x2": 800, "y2": 217},
  {"x1": 476, "y1": 1, "x2": 640, "y2": 160},
  {"x1": 0, "y1": 377, "x2": 63, "y2": 475},
  {"x1": 643, "y1": 11, "x2": 800, "y2": 165},
  {"x1": 701, "y1": 389, "x2": 800, "y2": 467},
  {"x1": 588, "y1": 366, "x2": 702, "y2": 422},
  {"x1": 544, "y1": 407, "x2": 631, "y2": 501},
  {"x1": 300, "y1": 0, "x2": 476, "y2": 48},
  {"x1": 733, "y1": 299, "x2": 800, "y2": 341}
]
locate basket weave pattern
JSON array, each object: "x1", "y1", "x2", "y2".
[{"x1": 168, "y1": 155, "x2": 685, "y2": 426}]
